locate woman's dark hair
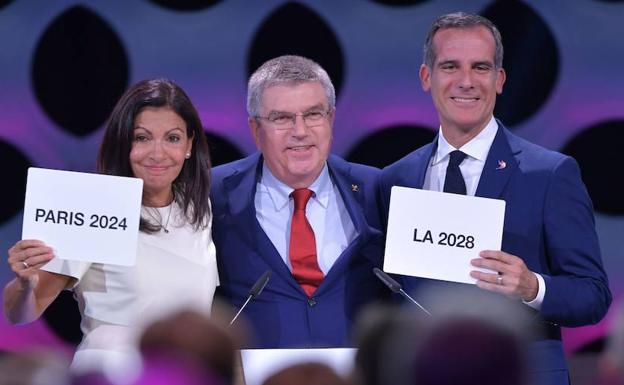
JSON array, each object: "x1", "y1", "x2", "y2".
[{"x1": 97, "y1": 78, "x2": 211, "y2": 233}]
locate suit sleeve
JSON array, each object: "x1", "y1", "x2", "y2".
[{"x1": 540, "y1": 156, "x2": 611, "y2": 326}]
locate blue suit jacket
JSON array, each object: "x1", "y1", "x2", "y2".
[
  {"x1": 211, "y1": 153, "x2": 385, "y2": 348},
  {"x1": 379, "y1": 124, "x2": 611, "y2": 383}
]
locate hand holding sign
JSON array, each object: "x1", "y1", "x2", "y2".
[
  {"x1": 6, "y1": 239, "x2": 58, "y2": 290},
  {"x1": 470, "y1": 250, "x2": 539, "y2": 301}
]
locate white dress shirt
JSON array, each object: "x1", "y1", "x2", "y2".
[
  {"x1": 423, "y1": 117, "x2": 545, "y2": 310},
  {"x1": 255, "y1": 163, "x2": 356, "y2": 274}
]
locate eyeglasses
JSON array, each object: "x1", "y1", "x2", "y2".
[{"x1": 255, "y1": 108, "x2": 332, "y2": 130}]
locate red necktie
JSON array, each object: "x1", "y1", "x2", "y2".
[{"x1": 289, "y1": 188, "x2": 324, "y2": 297}]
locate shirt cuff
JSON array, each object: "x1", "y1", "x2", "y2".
[{"x1": 523, "y1": 272, "x2": 545, "y2": 310}]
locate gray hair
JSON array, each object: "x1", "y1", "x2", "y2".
[
  {"x1": 247, "y1": 55, "x2": 336, "y2": 117},
  {"x1": 423, "y1": 12, "x2": 504, "y2": 69}
]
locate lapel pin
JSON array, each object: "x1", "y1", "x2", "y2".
[
  {"x1": 496, "y1": 160, "x2": 507, "y2": 170},
  {"x1": 351, "y1": 184, "x2": 359, "y2": 192}
]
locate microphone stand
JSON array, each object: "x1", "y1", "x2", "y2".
[
  {"x1": 373, "y1": 268, "x2": 432, "y2": 316},
  {"x1": 230, "y1": 270, "x2": 272, "y2": 326}
]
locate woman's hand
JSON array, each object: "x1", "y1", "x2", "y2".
[
  {"x1": 4, "y1": 239, "x2": 69, "y2": 324},
  {"x1": 7, "y1": 240, "x2": 55, "y2": 286}
]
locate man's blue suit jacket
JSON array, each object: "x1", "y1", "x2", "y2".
[
  {"x1": 211, "y1": 153, "x2": 385, "y2": 348},
  {"x1": 379, "y1": 124, "x2": 611, "y2": 384}
]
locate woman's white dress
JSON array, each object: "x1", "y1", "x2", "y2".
[{"x1": 42, "y1": 200, "x2": 219, "y2": 378}]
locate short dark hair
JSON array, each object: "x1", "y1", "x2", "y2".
[
  {"x1": 97, "y1": 78, "x2": 211, "y2": 233},
  {"x1": 423, "y1": 12, "x2": 504, "y2": 69}
]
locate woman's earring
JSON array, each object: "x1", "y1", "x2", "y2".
[{"x1": 185, "y1": 152, "x2": 191, "y2": 159}]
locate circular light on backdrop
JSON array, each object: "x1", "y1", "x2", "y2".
[
  {"x1": 0, "y1": 0, "x2": 15, "y2": 10},
  {"x1": 247, "y1": 2, "x2": 345, "y2": 101},
  {"x1": 43, "y1": 291, "x2": 82, "y2": 346},
  {"x1": 147, "y1": 0, "x2": 224, "y2": 11},
  {"x1": 32, "y1": 6, "x2": 129, "y2": 137},
  {"x1": 482, "y1": 0, "x2": 560, "y2": 127},
  {"x1": 562, "y1": 120, "x2": 624, "y2": 216},
  {"x1": 346, "y1": 125, "x2": 436, "y2": 169},
  {"x1": 369, "y1": 0, "x2": 431, "y2": 5},
  {"x1": 204, "y1": 131, "x2": 244, "y2": 167},
  {"x1": 0, "y1": 141, "x2": 32, "y2": 225}
]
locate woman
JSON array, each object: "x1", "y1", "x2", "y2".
[{"x1": 3, "y1": 79, "x2": 218, "y2": 376}]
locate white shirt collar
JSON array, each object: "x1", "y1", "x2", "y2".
[
  {"x1": 432, "y1": 116, "x2": 499, "y2": 165},
  {"x1": 259, "y1": 163, "x2": 331, "y2": 211}
]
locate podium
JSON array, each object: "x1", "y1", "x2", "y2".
[{"x1": 239, "y1": 348, "x2": 356, "y2": 385}]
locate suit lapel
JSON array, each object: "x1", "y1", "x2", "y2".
[
  {"x1": 222, "y1": 154, "x2": 301, "y2": 289},
  {"x1": 317, "y1": 156, "x2": 381, "y2": 292},
  {"x1": 222, "y1": 154, "x2": 260, "y2": 246},
  {"x1": 395, "y1": 140, "x2": 436, "y2": 190},
  {"x1": 413, "y1": 141, "x2": 436, "y2": 189},
  {"x1": 327, "y1": 155, "x2": 367, "y2": 237},
  {"x1": 475, "y1": 125, "x2": 520, "y2": 199}
]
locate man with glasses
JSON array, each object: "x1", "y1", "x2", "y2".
[{"x1": 211, "y1": 55, "x2": 385, "y2": 348}]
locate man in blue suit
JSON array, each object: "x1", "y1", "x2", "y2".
[
  {"x1": 379, "y1": 13, "x2": 611, "y2": 385},
  {"x1": 211, "y1": 55, "x2": 384, "y2": 348}
]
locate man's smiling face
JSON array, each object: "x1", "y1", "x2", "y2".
[
  {"x1": 420, "y1": 25, "x2": 506, "y2": 137},
  {"x1": 250, "y1": 81, "x2": 334, "y2": 189}
]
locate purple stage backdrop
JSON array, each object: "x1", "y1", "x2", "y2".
[{"x1": 1, "y1": 0, "x2": 623, "y2": 357}]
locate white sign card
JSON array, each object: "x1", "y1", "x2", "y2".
[
  {"x1": 22, "y1": 167, "x2": 143, "y2": 266},
  {"x1": 384, "y1": 186, "x2": 506, "y2": 284},
  {"x1": 241, "y1": 348, "x2": 355, "y2": 385}
]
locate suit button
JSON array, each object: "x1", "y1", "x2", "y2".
[{"x1": 308, "y1": 298, "x2": 317, "y2": 307}]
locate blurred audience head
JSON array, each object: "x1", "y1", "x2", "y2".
[
  {"x1": 132, "y1": 352, "x2": 222, "y2": 385},
  {"x1": 353, "y1": 286, "x2": 529, "y2": 385},
  {"x1": 352, "y1": 304, "x2": 425, "y2": 385},
  {"x1": 262, "y1": 362, "x2": 350, "y2": 385},
  {"x1": 412, "y1": 316, "x2": 526, "y2": 385},
  {"x1": 139, "y1": 309, "x2": 238, "y2": 385},
  {"x1": 0, "y1": 350, "x2": 70, "y2": 385}
]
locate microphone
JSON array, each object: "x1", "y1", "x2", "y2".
[
  {"x1": 373, "y1": 268, "x2": 431, "y2": 316},
  {"x1": 230, "y1": 270, "x2": 272, "y2": 326}
]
